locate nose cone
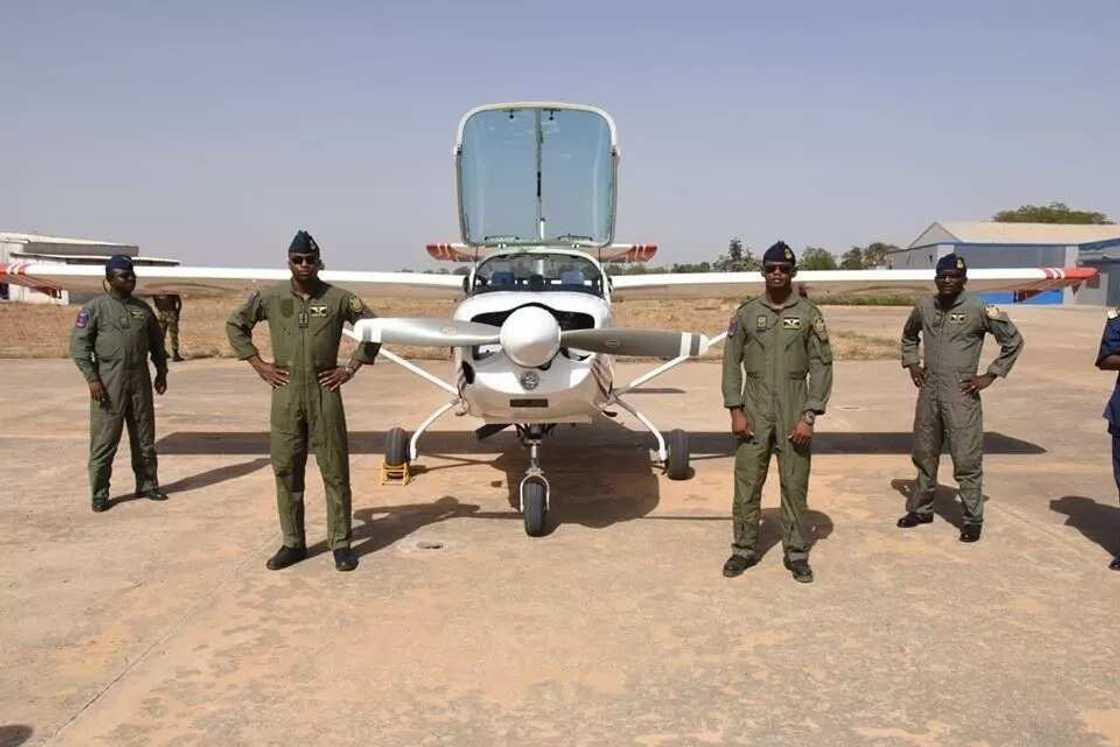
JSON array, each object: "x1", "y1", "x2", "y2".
[{"x1": 500, "y1": 306, "x2": 560, "y2": 368}]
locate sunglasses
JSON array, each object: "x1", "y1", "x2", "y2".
[
  {"x1": 763, "y1": 264, "x2": 793, "y2": 275},
  {"x1": 289, "y1": 254, "x2": 319, "y2": 266}
]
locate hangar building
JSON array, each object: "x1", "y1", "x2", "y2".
[
  {"x1": 891, "y1": 222, "x2": 1120, "y2": 305},
  {"x1": 0, "y1": 233, "x2": 178, "y2": 304}
]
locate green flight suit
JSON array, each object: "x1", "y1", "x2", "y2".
[
  {"x1": 226, "y1": 281, "x2": 379, "y2": 551},
  {"x1": 722, "y1": 295, "x2": 834, "y2": 561},
  {"x1": 70, "y1": 293, "x2": 168, "y2": 502},
  {"x1": 900, "y1": 292, "x2": 1023, "y2": 525},
  {"x1": 154, "y1": 295, "x2": 181, "y2": 359}
]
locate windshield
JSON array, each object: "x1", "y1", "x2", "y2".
[
  {"x1": 458, "y1": 106, "x2": 616, "y2": 247},
  {"x1": 472, "y1": 253, "x2": 604, "y2": 297}
]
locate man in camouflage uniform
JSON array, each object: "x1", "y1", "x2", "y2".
[
  {"x1": 721, "y1": 241, "x2": 834, "y2": 583},
  {"x1": 70, "y1": 255, "x2": 170, "y2": 512},
  {"x1": 898, "y1": 253, "x2": 1024, "y2": 542},
  {"x1": 226, "y1": 230, "x2": 380, "y2": 572},
  {"x1": 153, "y1": 294, "x2": 184, "y2": 361}
]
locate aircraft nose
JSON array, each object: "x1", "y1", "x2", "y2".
[{"x1": 499, "y1": 306, "x2": 560, "y2": 368}]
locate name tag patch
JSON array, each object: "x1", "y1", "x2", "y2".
[
  {"x1": 781, "y1": 317, "x2": 801, "y2": 330},
  {"x1": 309, "y1": 305, "x2": 328, "y2": 318}
]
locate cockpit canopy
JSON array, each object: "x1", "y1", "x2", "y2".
[
  {"x1": 456, "y1": 104, "x2": 617, "y2": 248},
  {"x1": 471, "y1": 253, "x2": 604, "y2": 297}
]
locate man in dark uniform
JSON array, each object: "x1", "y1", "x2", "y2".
[
  {"x1": 897, "y1": 253, "x2": 1024, "y2": 542},
  {"x1": 1094, "y1": 307, "x2": 1120, "y2": 570},
  {"x1": 721, "y1": 241, "x2": 834, "y2": 583},
  {"x1": 153, "y1": 294, "x2": 184, "y2": 361},
  {"x1": 226, "y1": 230, "x2": 380, "y2": 572},
  {"x1": 70, "y1": 255, "x2": 169, "y2": 512}
]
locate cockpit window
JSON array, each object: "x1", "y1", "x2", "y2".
[{"x1": 472, "y1": 253, "x2": 603, "y2": 297}]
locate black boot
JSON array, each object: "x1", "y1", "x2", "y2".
[
  {"x1": 333, "y1": 548, "x2": 358, "y2": 572},
  {"x1": 1110, "y1": 555, "x2": 1120, "y2": 571},
  {"x1": 142, "y1": 488, "x2": 169, "y2": 501},
  {"x1": 92, "y1": 497, "x2": 111, "y2": 513},
  {"x1": 897, "y1": 512, "x2": 933, "y2": 528},
  {"x1": 266, "y1": 545, "x2": 307, "y2": 570},
  {"x1": 784, "y1": 557, "x2": 814, "y2": 583},
  {"x1": 722, "y1": 554, "x2": 758, "y2": 578},
  {"x1": 959, "y1": 524, "x2": 982, "y2": 543}
]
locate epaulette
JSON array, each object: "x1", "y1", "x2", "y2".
[{"x1": 1108, "y1": 307, "x2": 1119, "y2": 320}]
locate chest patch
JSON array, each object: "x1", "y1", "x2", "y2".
[
  {"x1": 756, "y1": 315, "x2": 768, "y2": 330},
  {"x1": 309, "y1": 304, "x2": 328, "y2": 318},
  {"x1": 949, "y1": 313, "x2": 967, "y2": 324},
  {"x1": 781, "y1": 317, "x2": 801, "y2": 330}
]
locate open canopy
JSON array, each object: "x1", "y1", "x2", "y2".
[{"x1": 456, "y1": 103, "x2": 617, "y2": 249}]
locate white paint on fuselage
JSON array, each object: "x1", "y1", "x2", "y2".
[{"x1": 451, "y1": 290, "x2": 614, "y2": 424}]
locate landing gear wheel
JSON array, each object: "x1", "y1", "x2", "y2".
[
  {"x1": 385, "y1": 426, "x2": 411, "y2": 467},
  {"x1": 666, "y1": 429, "x2": 690, "y2": 480},
  {"x1": 521, "y1": 479, "x2": 548, "y2": 537}
]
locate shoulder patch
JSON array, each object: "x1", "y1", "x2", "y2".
[
  {"x1": 75, "y1": 309, "x2": 90, "y2": 328},
  {"x1": 985, "y1": 304, "x2": 1001, "y2": 319},
  {"x1": 349, "y1": 295, "x2": 363, "y2": 314},
  {"x1": 813, "y1": 315, "x2": 828, "y2": 340},
  {"x1": 1109, "y1": 307, "x2": 1118, "y2": 320},
  {"x1": 246, "y1": 290, "x2": 259, "y2": 305},
  {"x1": 727, "y1": 314, "x2": 740, "y2": 336}
]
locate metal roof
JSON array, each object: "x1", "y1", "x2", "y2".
[{"x1": 909, "y1": 221, "x2": 1120, "y2": 249}]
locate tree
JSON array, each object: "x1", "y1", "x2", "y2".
[
  {"x1": 713, "y1": 236, "x2": 760, "y2": 272},
  {"x1": 860, "y1": 241, "x2": 899, "y2": 269},
  {"x1": 840, "y1": 247, "x2": 864, "y2": 270},
  {"x1": 800, "y1": 246, "x2": 837, "y2": 270},
  {"x1": 993, "y1": 202, "x2": 1113, "y2": 225}
]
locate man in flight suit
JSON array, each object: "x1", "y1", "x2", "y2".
[
  {"x1": 897, "y1": 253, "x2": 1023, "y2": 542},
  {"x1": 1094, "y1": 307, "x2": 1120, "y2": 570},
  {"x1": 70, "y1": 255, "x2": 169, "y2": 512},
  {"x1": 153, "y1": 294, "x2": 184, "y2": 361},
  {"x1": 721, "y1": 241, "x2": 834, "y2": 583},
  {"x1": 226, "y1": 230, "x2": 379, "y2": 572}
]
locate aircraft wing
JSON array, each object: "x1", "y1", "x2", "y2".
[
  {"x1": 0, "y1": 261, "x2": 466, "y2": 299},
  {"x1": 610, "y1": 267, "x2": 1097, "y2": 300}
]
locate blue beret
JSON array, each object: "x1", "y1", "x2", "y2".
[
  {"x1": 105, "y1": 254, "x2": 134, "y2": 276},
  {"x1": 289, "y1": 229, "x2": 321, "y2": 256},
  {"x1": 936, "y1": 253, "x2": 967, "y2": 274},
  {"x1": 763, "y1": 241, "x2": 796, "y2": 266}
]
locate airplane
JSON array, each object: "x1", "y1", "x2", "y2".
[{"x1": 1, "y1": 102, "x2": 1096, "y2": 536}]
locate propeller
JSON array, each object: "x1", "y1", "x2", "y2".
[
  {"x1": 350, "y1": 309, "x2": 714, "y2": 364},
  {"x1": 351, "y1": 317, "x2": 499, "y2": 346},
  {"x1": 559, "y1": 328, "x2": 713, "y2": 358}
]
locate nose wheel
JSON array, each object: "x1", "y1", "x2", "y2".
[{"x1": 517, "y1": 424, "x2": 552, "y2": 537}]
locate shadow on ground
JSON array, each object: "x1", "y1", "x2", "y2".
[
  {"x1": 1049, "y1": 495, "x2": 1120, "y2": 556},
  {"x1": 0, "y1": 725, "x2": 33, "y2": 747},
  {"x1": 890, "y1": 478, "x2": 990, "y2": 529},
  {"x1": 157, "y1": 429, "x2": 1046, "y2": 457}
]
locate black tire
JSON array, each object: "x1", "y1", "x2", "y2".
[
  {"x1": 666, "y1": 429, "x2": 690, "y2": 480},
  {"x1": 385, "y1": 426, "x2": 410, "y2": 466},
  {"x1": 521, "y1": 479, "x2": 547, "y2": 537}
]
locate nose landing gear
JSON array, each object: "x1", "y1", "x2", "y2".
[{"x1": 517, "y1": 424, "x2": 552, "y2": 536}]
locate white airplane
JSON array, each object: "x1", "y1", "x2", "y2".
[{"x1": 1, "y1": 102, "x2": 1096, "y2": 535}]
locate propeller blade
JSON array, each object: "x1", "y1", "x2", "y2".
[
  {"x1": 560, "y1": 329, "x2": 713, "y2": 358},
  {"x1": 351, "y1": 317, "x2": 500, "y2": 347}
]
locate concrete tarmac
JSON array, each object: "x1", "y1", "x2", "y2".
[{"x1": 1, "y1": 305, "x2": 1119, "y2": 746}]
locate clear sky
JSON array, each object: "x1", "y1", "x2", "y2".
[{"x1": 3, "y1": 1, "x2": 1117, "y2": 269}]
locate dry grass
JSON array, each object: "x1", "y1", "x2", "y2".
[{"x1": 0, "y1": 296, "x2": 898, "y2": 361}]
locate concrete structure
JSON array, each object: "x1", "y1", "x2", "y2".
[
  {"x1": 0, "y1": 233, "x2": 177, "y2": 304},
  {"x1": 893, "y1": 221, "x2": 1120, "y2": 305}
]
